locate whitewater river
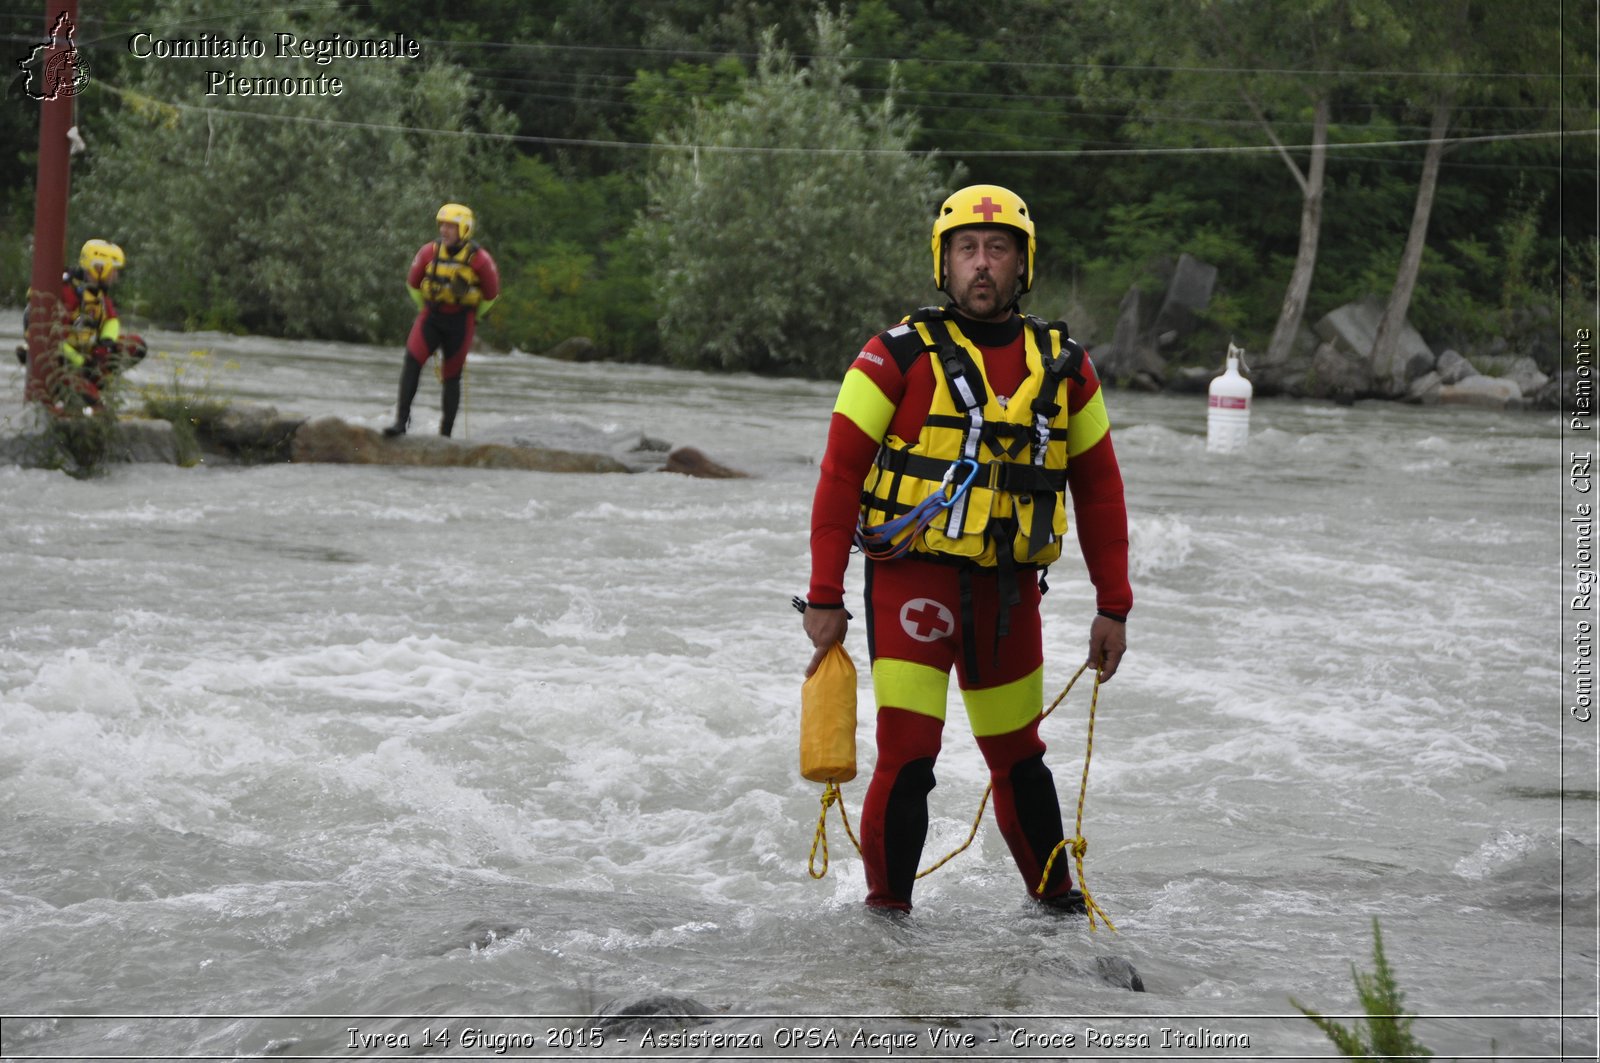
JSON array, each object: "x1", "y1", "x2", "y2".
[{"x1": 0, "y1": 316, "x2": 1593, "y2": 1061}]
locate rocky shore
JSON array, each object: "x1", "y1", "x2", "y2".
[
  {"x1": 1091, "y1": 253, "x2": 1563, "y2": 411},
  {"x1": 0, "y1": 401, "x2": 749, "y2": 476}
]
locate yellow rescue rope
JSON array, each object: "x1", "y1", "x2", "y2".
[
  {"x1": 807, "y1": 781, "x2": 861, "y2": 880},
  {"x1": 1035, "y1": 664, "x2": 1116, "y2": 932},
  {"x1": 807, "y1": 661, "x2": 1114, "y2": 929}
]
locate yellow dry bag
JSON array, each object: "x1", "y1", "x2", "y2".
[{"x1": 800, "y1": 642, "x2": 857, "y2": 783}]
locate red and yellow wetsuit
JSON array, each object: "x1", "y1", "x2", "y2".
[
  {"x1": 808, "y1": 306, "x2": 1131, "y2": 910},
  {"x1": 405, "y1": 239, "x2": 501, "y2": 378},
  {"x1": 23, "y1": 268, "x2": 146, "y2": 405},
  {"x1": 392, "y1": 239, "x2": 501, "y2": 436}
]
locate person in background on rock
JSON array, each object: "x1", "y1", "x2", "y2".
[
  {"x1": 383, "y1": 203, "x2": 500, "y2": 438},
  {"x1": 800, "y1": 184, "x2": 1132, "y2": 914},
  {"x1": 17, "y1": 238, "x2": 148, "y2": 408}
]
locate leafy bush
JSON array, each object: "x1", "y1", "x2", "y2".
[
  {"x1": 645, "y1": 8, "x2": 954, "y2": 377},
  {"x1": 475, "y1": 157, "x2": 658, "y2": 359},
  {"x1": 72, "y1": 0, "x2": 511, "y2": 344}
]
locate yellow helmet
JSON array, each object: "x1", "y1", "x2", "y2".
[
  {"x1": 79, "y1": 239, "x2": 125, "y2": 284},
  {"x1": 436, "y1": 203, "x2": 474, "y2": 241},
  {"x1": 931, "y1": 184, "x2": 1035, "y2": 295}
]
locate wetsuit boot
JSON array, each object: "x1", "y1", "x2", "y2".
[
  {"x1": 384, "y1": 354, "x2": 422, "y2": 437},
  {"x1": 977, "y1": 723, "x2": 1083, "y2": 911},
  {"x1": 860, "y1": 707, "x2": 944, "y2": 911},
  {"x1": 439, "y1": 376, "x2": 461, "y2": 438}
]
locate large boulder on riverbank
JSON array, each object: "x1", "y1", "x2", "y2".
[
  {"x1": 1307, "y1": 342, "x2": 1374, "y2": 404},
  {"x1": 1312, "y1": 296, "x2": 1436, "y2": 396},
  {"x1": 1435, "y1": 349, "x2": 1475, "y2": 385},
  {"x1": 1437, "y1": 375, "x2": 1523, "y2": 410},
  {"x1": 1472, "y1": 355, "x2": 1549, "y2": 398},
  {"x1": 1098, "y1": 254, "x2": 1219, "y2": 388}
]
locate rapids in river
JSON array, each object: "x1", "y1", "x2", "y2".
[{"x1": 1, "y1": 315, "x2": 1592, "y2": 1059}]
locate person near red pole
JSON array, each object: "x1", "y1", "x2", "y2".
[{"x1": 18, "y1": 239, "x2": 147, "y2": 409}]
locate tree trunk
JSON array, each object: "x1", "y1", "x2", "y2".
[
  {"x1": 1266, "y1": 94, "x2": 1329, "y2": 365},
  {"x1": 1371, "y1": 95, "x2": 1454, "y2": 392}
]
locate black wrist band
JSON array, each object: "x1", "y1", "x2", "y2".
[
  {"x1": 792, "y1": 596, "x2": 852, "y2": 618},
  {"x1": 1096, "y1": 609, "x2": 1127, "y2": 623}
]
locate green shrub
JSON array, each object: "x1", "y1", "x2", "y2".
[
  {"x1": 645, "y1": 8, "x2": 953, "y2": 377},
  {"x1": 1293, "y1": 919, "x2": 1433, "y2": 1060}
]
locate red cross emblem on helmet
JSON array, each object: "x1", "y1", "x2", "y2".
[{"x1": 971, "y1": 196, "x2": 1003, "y2": 221}]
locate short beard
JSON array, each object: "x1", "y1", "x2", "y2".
[{"x1": 951, "y1": 276, "x2": 1021, "y2": 320}]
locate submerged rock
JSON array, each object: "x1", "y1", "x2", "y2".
[
  {"x1": 1095, "y1": 954, "x2": 1147, "y2": 992},
  {"x1": 543, "y1": 336, "x2": 600, "y2": 362},
  {"x1": 109, "y1": 417, "x2": 185, "y2": 465},
  {"x1": 199, "y1": 403, "x2": 304, "y2": 463},
  {"x1": 662, "y1": 446, "x2": 749, "y2": 479},
  {"x1": 592, "y1": 994, "x2": 713, "y2": 1037}
]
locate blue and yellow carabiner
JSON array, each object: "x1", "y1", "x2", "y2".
[{"x1": 855, "y1": 457, "x2": 981, "y2": 560}]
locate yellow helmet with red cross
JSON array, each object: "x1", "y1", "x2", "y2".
[{"x1": 931, "y1": 184, "x2": 1035, "y2": 295}]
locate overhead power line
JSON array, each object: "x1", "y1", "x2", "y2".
[
  {"x1": 409, "y1": 35, "x2": 1564, "y2": 81},
  {"x1": 94, "y1": 82, "x2": 1585, "y2": 160}
]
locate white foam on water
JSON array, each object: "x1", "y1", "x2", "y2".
[
  {"x1": 1127, "y1": 514, "x2": 1195, "y2": 577},
  {"x1": 1454, "y1": 829, "x2": 1543, "y2": 879},
  {"x1": 0, "y1": 336, "x2": 1572, "y2": 1054}
]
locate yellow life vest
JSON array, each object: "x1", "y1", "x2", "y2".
[
  {"x1": 858, "y1": 311, "x2": 1084, "y2": 569},
  {"x1": 66, "y1": 281, "x2": 110, "y2": 352},
  {"x1": 419, "y1": 240, "x2": 482, "y2": 308}
]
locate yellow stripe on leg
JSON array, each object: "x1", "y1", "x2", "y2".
[
  {"x1": 960, "y1": 666, "x2": 1044, "y2": 737},
  {"x1": 872, "y1": 658, "x2": 951, "y2": 721}
]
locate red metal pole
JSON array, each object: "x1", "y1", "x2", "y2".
[{"x1": 25, "y1": 0, "x2": 80, "y2": 404}]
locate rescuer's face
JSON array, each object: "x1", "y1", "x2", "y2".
[{"x1": 945, "y1": 228, "x2": 1023, "y2": 321}]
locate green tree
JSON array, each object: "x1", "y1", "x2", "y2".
[
  {"x1": 474, "y1": 154, "x2": 656, "y2": 358},
  {"x1": 71, "y1": 0, "x2": 511, "y2": 342},
  {"x1": 1081, "y1": 0, "x2": 1411, "y2": 363},
  {"x1": 1368, "y1": 0, "x2": 1563, "y2": 387},
  {"x1": 645, "y1": 8, "x2": 952, "y2": 376}
]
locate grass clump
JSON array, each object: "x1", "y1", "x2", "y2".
[
  {"x1": 1293, "y1": 918, "x2": 1434, "y2": 1060},
  {"x1": 138, "y1": 349, "x2": 234, "y2": 465}
]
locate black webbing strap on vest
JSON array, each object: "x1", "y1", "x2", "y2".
[
  {"x1": 907, "y1": 309, "x2": 985, "y2": 681},
  {"x1": 1020, "y1": 316, "x2": 1086, "y2": 561},
  {"x1": 909, "y1": 307, "x2": 988, "y2": 539}
]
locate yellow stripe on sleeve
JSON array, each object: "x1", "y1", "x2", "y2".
[
  {"x1": 1065, "y1": 389, "x2": 1111, "y2": 458},
  {"x1": 832, "y1": 367, "x2": 896, "y2": 442}
]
